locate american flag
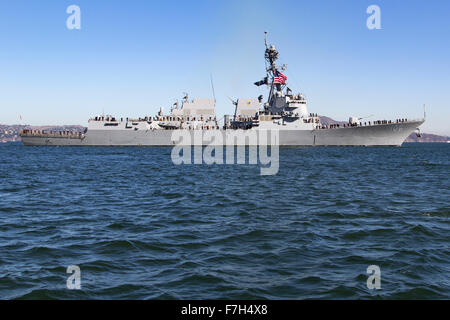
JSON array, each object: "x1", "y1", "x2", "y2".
[{"x1": 273, "y1": 70, "x2": 287, "y2": 84}]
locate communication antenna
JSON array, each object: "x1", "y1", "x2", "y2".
[
  {"x1": 358, "y1": 114, "x2": 374, "y2": 120},
  {"x1": 264, "y1": 31, "x2": 268, "y2": 49},
  {"x1": 227, "y1": 95, "x2": 239, "y2": 120},
  {"x1": 423, "y1": 104, "x2": 426, "y2": 120},
  {"x1": 210, "y1": 74, "x2": 216, "y2": 103},
  {"x1": 226, "y1": 95, "x2": 238, "y2": 106}
]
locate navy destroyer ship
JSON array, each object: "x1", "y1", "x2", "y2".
[{"x1": 20, "y1": 33, "x2": 424, "y2": 146}]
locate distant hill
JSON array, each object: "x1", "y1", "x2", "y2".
[
  {"x1": 1, "y1": 120, "x2": 448, "y2": 143},
  {"x1": 318, "y1": 116, "x2": 347, "y2": 126},
  {"x1": 404, "y1": 132, "x2": 449, "y2": 143}
]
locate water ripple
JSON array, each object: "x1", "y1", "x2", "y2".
[{"x1": 0, "y1": 143, "x2": 448, "y2": 299}]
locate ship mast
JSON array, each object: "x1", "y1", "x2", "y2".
[
  {"x1": 263, "y1": 32, "x2": 285, "y2": 108},
  {"x1": 264, "y1": 31, "x2": 279, "y2": 69},
  {"x1": 264, "y1": 32, "x2": 276, "y2": 104}
]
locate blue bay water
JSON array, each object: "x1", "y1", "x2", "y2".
[{"x1": 0, "y1": 143, "x2": 448, "y2": 299}]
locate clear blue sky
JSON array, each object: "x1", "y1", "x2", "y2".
[{"x1": 0, "y1": 0, "x2": 449, "y2": 135}]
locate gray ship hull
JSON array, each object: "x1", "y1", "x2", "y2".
[{"x1": 21, "y1": 120, "x2": 423, "y2": 147}]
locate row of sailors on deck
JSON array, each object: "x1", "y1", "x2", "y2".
[
  {"x1": 93, "y1": 116, "x2": 216, "y2": 122},
  {"x1": 21, "y1": 129, "x2": 82, "y2": 136},
  {"x1": 93, "y1": 116, "x2": 117, "y2": 122},
  {"x1": 373, "y1": 119, "x2": 408, "y2": 125},
  {"x1": 321, "y1": 123, "x2": 365, "y2": 129},
  {"x1": 320, "y1": 118, "x2": 408, "y2": 129}
]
